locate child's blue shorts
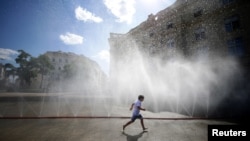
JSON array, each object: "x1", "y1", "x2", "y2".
[{"x1": 131, "y1": 114, "x2": 143, "y2": 122}]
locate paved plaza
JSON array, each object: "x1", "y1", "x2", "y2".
[
  {"x1": 0, "y1": 118, "x2": 232, "y2": 141},
  {"x1": 0, "y1": 93, "x2": 233, "y2": 141}
]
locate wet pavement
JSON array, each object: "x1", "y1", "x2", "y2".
[
  {"x1": 0, "y1": 93, "x2": 234, "y2": 141},
  {"x1": 0, "y1": 117, "x2": 233, "y2": 141}
]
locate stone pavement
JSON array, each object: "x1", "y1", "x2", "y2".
[
  {"x1": 0, "y1": 93, "x2": 234, "y2": 140},
  {"x1": 0, "y1": 118, "x2": 232, "y2": 141}
]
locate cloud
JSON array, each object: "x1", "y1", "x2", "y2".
[
  {"x1": 75, "y1": 6, "x2": 103, "y2": 23},
  {"x1": 0, "y1": 48, "x2": 18, "y2": 60},
  {"x1": 104, "y1": 0, "x2": 136, "y2": 24},
  {"x1": 59, "y1": 32, "x2": 83, "y2": 45},
  {"x1": 95, "y1": 50, "x2": 110, "y2": 63}
]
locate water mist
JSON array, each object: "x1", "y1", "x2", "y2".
[{"x1": 110, "y1": 43, "x2": 242, "y2": 118}]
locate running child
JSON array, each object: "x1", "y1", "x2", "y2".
[{"x1": 123, "y1": 95, "x2": 147, "y2": 131}]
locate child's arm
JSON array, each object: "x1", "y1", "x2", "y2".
[
  {"x1": 129, "y1": 103, "x2": 134, "y2": 111},
  {"x1": 138, "y1": 106, "x2": 146, "y2": 111}
]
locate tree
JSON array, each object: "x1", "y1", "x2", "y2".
[
  {"x1": 15, "y1": 50, "x2": 31, "y2": 68},
  {"x1": 36, "y1": 54, "x2": 54, "y2": 88},
  {"x1": 15, "y1": 50, "x2": 38, "y2": 87},
  {"x1": 4, "y1": 63, "x2": 16, "y2": 81},
  {"x1": 63, "y1": 64, "x2": 74, "y2": 79}
]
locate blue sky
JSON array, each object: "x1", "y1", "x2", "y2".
[{"x1": 0, "y1": 0, "x2": 176, "y2": 74}]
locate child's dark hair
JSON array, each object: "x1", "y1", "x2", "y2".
[{"x1": 138, "y1": 95, "x2": 144, "y2": 100}]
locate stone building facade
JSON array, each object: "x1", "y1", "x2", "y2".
[
  {"x1": 32, "y1": 51, "x2": 107, "y2": 93},
  {"x1": 109, "y1": 0, "x2": 250, "y2": 74},
  {"x1": 45, "y1": 51, "x2": 86, "y2": 81},
  {"x1": 108, "y1": 0, "x2": 250, "y2": 117}
]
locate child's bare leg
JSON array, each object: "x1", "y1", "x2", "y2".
[
  {"x1": 140, "y1": 119, "x2": 147, "y2": 130},
  {"x1": 123, "y1": 120, "x2": 134, "y2": 130}
]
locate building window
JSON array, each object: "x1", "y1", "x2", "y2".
[
  {"x1": 149, "y1": 33, "x2": 154, "y2": 37},
  {"x1": 194, "y1": 28, "x2": 206, "y2": 41},
  {"x1": 167, "y1": 22, "x2": 173, "y2": 29},
  {"x1": 194, "y1": 8, "x2": 203, "y2": 18},
  {"x1": 222, "y1": 0, "x2": 235, "y2": 5},
  {"x1": 59, "y1": 58, "x2": 62, "y2": 63},
  {"x1": 227, "y1": 37, "x2": 244, "y2": 56},
  {"x1": 167, "y1": 39, "x2": 175, "y2": 48},
  {"x1": 52, "y1": 58, "x2": 55, "y2": 62},
  {"x1": 58, "y1": 67, "x2": 61, "y2": 70},
  {"x1": 224, "y1": 15, "x2": 240, "y2": 32}
]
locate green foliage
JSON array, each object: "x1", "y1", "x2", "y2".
[
  {"x1": 36, "y1": 54, "x2": 54, "y2": 74},
  {"x1": 36, "y1": 54, "x2": 54, "y2": 88},
  {"x1": 14, "y1": 50, "x2": 53, "y2": 87},
  {"x1": 15, "y1": 50, "x2": 31, "y2": 68},
  {"x1": 63, "y1": 64, "x2": 74, "y2": 78},
  {"x1": 4, "y1": 63, "x2": 16, "y2": 78},
  {"x1": 15, "y1": 50, "x2": 32, "y2": 86}
]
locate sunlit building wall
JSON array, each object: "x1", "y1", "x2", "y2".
[{"x1": 29, "y1": 51, "x2": 107, "y2": 92}]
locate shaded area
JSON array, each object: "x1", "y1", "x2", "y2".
[{"x1": 122, "y1": 131, "x2": 147, "y2": 141}]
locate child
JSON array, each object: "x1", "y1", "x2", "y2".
[{"x1": 123, "y1": 95, "x2": 147, "y2": 131}]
